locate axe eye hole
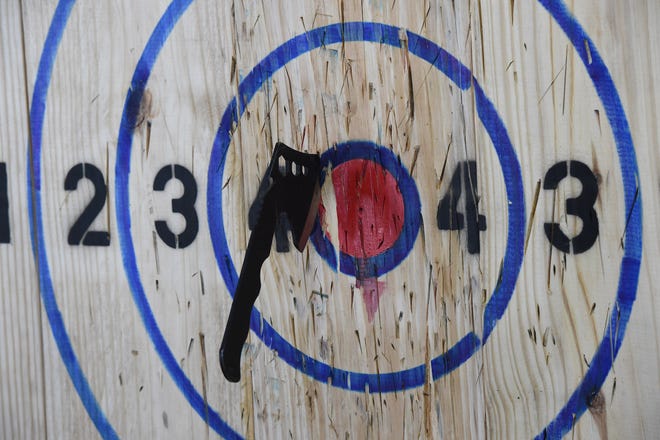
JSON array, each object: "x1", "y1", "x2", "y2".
[{"x1": 277, "y1": 156, "x2": 287, "y2": 175}]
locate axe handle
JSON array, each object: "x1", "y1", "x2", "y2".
[{"x1": 220, "y1": 197, "x2": 276, "y2": 382}]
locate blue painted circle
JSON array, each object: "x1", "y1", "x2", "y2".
[
  {"x1": 310, "y1": 140, "x2": 422, "y2": 278},
  {"x1": 27, "y1": 0, "x2": 119, "y2": 438},
  {"x1": 30, "y1": 0, "x2": 641, "y2": 439},
  {"x1": 533, "y1": 1, "x2": 642, "y2": 438},
  {"x1": 206, "y1": 21, "x2": 525, "y2": 391}
]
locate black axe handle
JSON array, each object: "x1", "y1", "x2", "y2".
[{"x1": 219, "y1": 196, "x2": 275, "y2": 382}]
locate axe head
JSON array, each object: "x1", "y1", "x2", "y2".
[{"x1": 248, "y1": 142, "x2": 321, "y2": 251}]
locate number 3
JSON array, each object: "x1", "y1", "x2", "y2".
[
  {"x1": 543, "y1": 160, "x2": 599, "y2": 254},
  {"x1": 153, "y1": 164, "x2": 198, "y2": 249}
]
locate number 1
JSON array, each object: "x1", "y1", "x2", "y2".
[{"x1": 0, "y1": 163, "x2": 9, "y2": 243}]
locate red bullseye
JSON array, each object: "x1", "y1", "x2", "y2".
[{"x1": 319, "y1": 159, "x2": 405, "y2": 259}]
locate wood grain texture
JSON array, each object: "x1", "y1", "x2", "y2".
[
  {"x1": 0, "y1": 2, "x2": 46, "y2": 439},
  {"x1": 0, "y1": 0, "x2": 658, "y2": 438}
]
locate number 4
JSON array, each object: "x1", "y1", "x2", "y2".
[{"x1": 437, "y1": 160, "x2": 487, "y2": 254}]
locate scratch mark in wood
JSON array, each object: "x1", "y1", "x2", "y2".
[
  {"x1": 542, "y1": 326, "x2": 550, "y2": 347},
  {"x1": 222, "y1": 175, "x2": 232, "y2": 190},
  {"x1": 524, "y1": 179, "x2": 541, "y2": 255},
  {"x1": 584, "y1": 40, "x2": 592, "y2": 65},
  {"x1": 199, "y1": 332, "x2": 210, "y2": 425},
  {"x1": 106, "y1": 144, "x2": 111, "y2": 233},
  {"x1": 620, "y1": 182, "x2": 639, "y2": 249},
  {"x1": 546, "y1": 190, "x2": 558, "y2": 291},
  {"x1": 230, "y1": 1, "x2": 241, "y2": 58},
  {"x1": 197, "y1": 270, "x2": 205, "y2": 295},
  {"x1": 135, "y1": 88, "x2": 152, "y2": 130},
  {"x1": 187, "y1": 337, "x2": 194, "y2": 356},
  {"x1": 370, "y1": 331, "x2": 384, "y2": 416},
  {"x1": 355, "y1": 330, "x2": 363, "y2": 353},
  {"x1": 438, "y1": 134, "x2": 453, "y2": 184},
  {"x1": 420, "y1": 5, "x2": 431, "y2": 32},
  {"x1": 509, "y1": 0, "x2": 516, "y2": 25},
  {"x1": 310, "y1": 9, "x2": 332, "y2": 29},
  {"x1": 407, "y1": 63, "x2": 415, "y2": 121},
  {"x1": 251, "y1": 14, "x2": 261, "y2": 34},
  {"x1": 538, "y1": 66, "x2": 565, "y2": 104},
  {"x1": 423, "y1": 325, "x2": 432, "y2": 438},
  {"x1": 145, "y1": 121, "x2": 152, "y2": 157},
  {"x1": 321, "y1": 95, "x2": 331, "y2": 150},
  {"x1": 561, "y1": 45, "x2": 568, "y2": 115},
  {"x1": 340, "y1": 0, "x2": 346, "y2": 55},
  {"x1": 152, "y1": 230, "x2": 160, "y2": 275},
  {"x1": 476, "y1": 0, "x2": 486, "y2": 76}
]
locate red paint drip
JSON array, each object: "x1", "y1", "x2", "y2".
[
  {"x1": 356, "y1": 277, "x2": 386, "y2": 322},
  {"x1": 319, "y1": 159, "x2": 404, "y2": 258}
]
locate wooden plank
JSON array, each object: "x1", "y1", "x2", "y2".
[
  {"x1": 2, "y1": 0, "x2": 658, "y2": 438},
  {"x1": 580, "y1": 1, "x2": 660, "y2": 438},
  {"x1": 0, "y1": 2, "x2": 46, "y2": 439}
]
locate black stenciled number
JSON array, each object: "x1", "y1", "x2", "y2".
[
  {"x1": 153, "y1": 164, "x2": 198, "y2": 249},
  {"x1": 543, "y1": 160, "x2": 599, "y2": 254},
  {"x1": 65, "y1": 163, "x2": 110, "y2": 246},
  {"x1": 0, "y1": 163, "x2": 9, "y2": 243},
  {"x1": 437, "y1": 160, "x2": 487, "y2": 254}
]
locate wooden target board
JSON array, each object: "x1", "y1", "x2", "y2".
[{"x1": 1, "y1": 0, "x2": 659, "y2": 438}]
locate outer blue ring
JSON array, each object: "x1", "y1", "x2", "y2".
[
  {"x1": 206, "y1": 22, "x2": 525, "y2": 389},
  {"x1": 27, "y1": 0, "x2": 118, "y2": 438},
  {"x1": 309, "y1": 140, "x2": 422, "y2": 278},
  {"x1": 29, "y1": 1, "x2": 641, "y2": 439},
  {"x1": 534, "y1": 1, "x2": 642, "y2": 438}
]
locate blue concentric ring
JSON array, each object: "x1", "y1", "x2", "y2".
[
  {"x1": 205, "y1": 22, "x2": 525, "y2": 388},
  {"x1": 30, "y1": 1, "x2": 642, "y2": 439}
]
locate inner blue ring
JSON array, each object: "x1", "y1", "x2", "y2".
[
  {"x1": 310, "y1": 140, "x2": 422, "y2": 278},
  {"x1": 206, "y1": 21, "x2": 525, "y2": 389}
]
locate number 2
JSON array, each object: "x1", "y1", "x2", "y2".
[{"x1": 65, "y1": 163, "x2": 110, "y2": 246}]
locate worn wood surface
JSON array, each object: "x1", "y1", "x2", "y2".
[{"x1": 1, "y1": 0, "x2": 659, "y2": 438}]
